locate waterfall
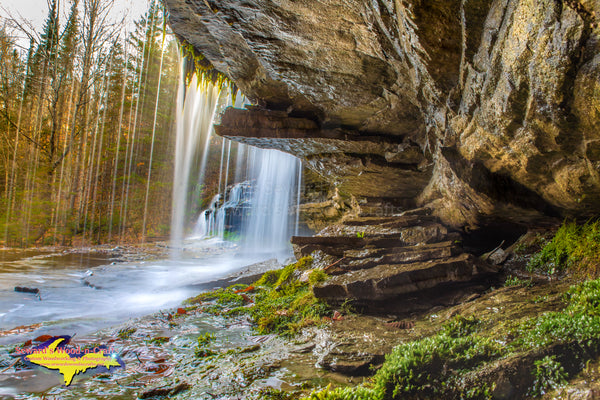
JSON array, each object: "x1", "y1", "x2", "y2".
[
  {"x1": 171, "y1": 70, "x2": 303, "y2": 260},
  {"x1": 242, "y1": 148, "x2": 301, "y2": 257},
  {"x1": 170, "y1": 70, "x2": 222, "y2": 252},
  {"x1": 193, "y1": 181, "x2": 252, "y2": 240}
]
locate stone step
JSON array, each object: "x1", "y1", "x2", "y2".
[
  {"x1": 291, "y1": 236, "x2": 365, "y2": 258},
  {"x1": 342, "y1": 214, "x2": 436, "y2": 227},
  {"x1": 292, "y1": 225, "x2": 460, "y2": 259},
  {"x1": 313, "y1": 254, "x2": 497, "y2": 303},
  {"x1": 343, "y1": 240, "x2": 455, "y2": 259},
  {"x1": 329, "y1": 241, "x2": 458, "y2": 274},
  {"x1": 317, "y1": 222, "x2": 451, "y2": 243},
  {"x1": 357, "y1": 206, "x2": 432, "y2": 218}
]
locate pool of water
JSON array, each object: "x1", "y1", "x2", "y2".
[{"x1": 0, "y1": 242, "x2": 276, "y2": 345}]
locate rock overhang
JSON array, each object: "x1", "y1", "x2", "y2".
[{"x1": 165, "y1": 0, "x2": 600, "y2": 226}]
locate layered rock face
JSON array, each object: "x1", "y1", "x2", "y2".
[
  {"x1": 293, "y1": 209, "x2": 500, "y2": 313},
  {"x1": 166, "y1": 0, "x2": 600, "y2": 227},
  {"x1": 165, "y1": 0, "x2": 600, "y2": 310}
]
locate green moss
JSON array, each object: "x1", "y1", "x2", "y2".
[
  {"x1": 148, "y1": 336, "x2": 169, "y2": 345},
  {"x1": 504, "y1": 275, "x2": 533, "y2": 287},
  {"x1": 527, "y1": 220, "x2": 600, "y2": 277},
  {"x1": 188, "y1": 257, "x2": 330, "y2": 337},
  {"x1": 308, "y1": 269, "x2": 329, "y2": 286},
  {"x1": 184, "y1": 287, "x2": 246, "y2": 307},
  {"x1": 197, "y1": 332, "x2": 216, "y2": 346},
  {"x1": 257, "y1": 388, "x2": 299, "y2": 399},
  {"x1": 255, "y1": 269, "x2": 282, "y2": 287},
  {"x1": 307, "y1": 332, "x2": 501, "y2": 400},
  {"x1": 195, "y1": 332, "x2": 217, "y2": 358},
  {"x1": 244, "y1": 257, "x2": 331, "y2": 336},
  {"x1": 566, "y1": 278, "x2": 600, "y2": 316},
  {"x1": 181, "y1": 41, "x2": 236, "y2": 93},
  {"x1": 513, "y1": 279, "x2": 600, "y2": 349},
  {"x1": 529, "y1": 356, "x2": 567, "y2": 397},
  {"x1": 306, "y1": 277, "x2": 600, "y2": 400},
  {"x1": 442, "y1": 315, "x2": 480, "y2": 337},
  {"x1": 117, "y1": 327, "x2": 136, "y2": 340}
]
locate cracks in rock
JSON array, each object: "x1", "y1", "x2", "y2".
[
  {"x1": 345, "y1": 153, "x2": 424, "y2": 170},
  {"x1": 555, "y1": 0, "x2": 592, "y2": 155},
  {"x1": 304, "y1": 152, "x2": 423, "y2": 171},
  {"x1": 458, "y1": 0, "x2": 468, "y2": 92},
  {"x1": 505, "y1": 77, "x2": 530, "y2": 138},
  {"x1": 441, "y1": 147, "x2": 562, "y2": 218}
]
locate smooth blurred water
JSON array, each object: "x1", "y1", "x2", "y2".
[
  {"x1": 0, "y1": 247, "x2": 266, "y2": 344},
  {"x1": 242, "y1": 147, "x2": 302, "y2": 259},
  {"x1": 170, "y1": 71, "x2": 222, "y2": 252}
]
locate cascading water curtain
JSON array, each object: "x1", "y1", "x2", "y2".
[
  {"x1": 171, "y1": 62, "x2": 303, "y2": 260},
  {"x1": 242, "y1": 147, "x2": 302, "y2": 257},
  {"x1": 170, "y1": 64, "x2": 223, "y2": 254}
]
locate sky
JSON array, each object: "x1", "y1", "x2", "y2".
[{"x1": 1, "y1": 0, "x2": 149, "y2": 49}]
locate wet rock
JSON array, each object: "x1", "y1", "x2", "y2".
[
  {"x1": 294, "y1": 211, "x2": 494, "y2": 311},
  {"x1": 14, "y1": 287, "x2": 39, "y2": 295},
  {"x1": 487, "y1": 248, "x2": 509, "y2": 265},
  {"x1": 385, "y1": 320, "x2": 415, "y2": 330},
  {"x1": 313, "y1": 254, "x2": 496, "y2": 303},
  {"x1": 320, "y1": 350, "x2": 385, "y2": 376},
  {"x1": 83, "y1": 280, "x2": 102, "y2": 290},
  {"x1": 291, "y1": 236, "x2": 364, "y2": 259},
  {"x1": 139, "y1": 382, "x2": 190, "y2": 398},
  {"x1": 335, "y1": 242, "x2": 457, "y2": 274}
]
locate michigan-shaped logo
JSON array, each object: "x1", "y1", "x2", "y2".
[{"x1": 16, "y1": 335, "x2": 124, "y2": 386}]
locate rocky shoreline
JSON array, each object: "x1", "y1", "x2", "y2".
[{"x1": 2, "y1": 222, "x2": 600, "y2": 399}]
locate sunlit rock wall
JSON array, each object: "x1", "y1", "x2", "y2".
[{"x1": 165, "y1": 0, "x2": 600, "y2": 227}]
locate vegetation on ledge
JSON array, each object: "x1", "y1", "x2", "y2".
[
  {"x1": 527, "y1": 220, "x2": 600, "y2": 277},
  {"x1": 305, "y1": 275, "x2": 600, "y2": 400},
  {"x1": 179, "y1": 221, "x2": 600, "y2": 399},
  {"x1": 185, "y1": 256, "x2": 331, "y2": 337},
  {"x1": 303, "y1": 221, "x2": 600, "y2": 400}
]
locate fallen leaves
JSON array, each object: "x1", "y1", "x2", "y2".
[
  {"x1": 0, "y1": 323, "x2": 42, "y2": 337},
  {"x1": 234, "y1": 285, "x2": 255, "y2": 294},
  {"x1": 385, "y1": 320, "x2": 415, "y2": 330}
]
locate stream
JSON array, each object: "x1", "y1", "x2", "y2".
[
  {"x1": 0, "y1": 242, "x2": 307, "y2": 399},
  {"x1": 0, "y1": 242, "x2": 276, "y2": 346}
]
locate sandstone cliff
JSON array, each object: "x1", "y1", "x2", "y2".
[{"x1": 165, "y1": 0, "x2": 600, "y2": 228}]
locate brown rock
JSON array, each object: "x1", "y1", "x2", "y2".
[
  {"x1": 313, "y1": 254, "x2": 496, "y2": 302},
  {"x1": 165, "y1": 0, "x2": 600, "y2": 225}
]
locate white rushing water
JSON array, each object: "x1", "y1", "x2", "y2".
[
  {"x1": 242, "y1": 147, "x2": 301, "y2": 258},
  {"x1": 170, "y1": 70, "x2": 222, "y2": 252},
  {"x1": 172, "y1": 71, "x2": 304, "y2": 260},
  {"x1": 194, "y1": 148, "x2": 302, "y2": 260},
  {"x1": 0, "y1": 249, "x2": 271, "y2": 345}
]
